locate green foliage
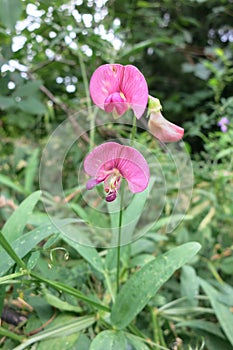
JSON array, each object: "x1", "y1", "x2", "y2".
[
  {"x1": 111, "y1": 242, "x2": 201, "y2": 329},
  {"x1": 0, "y1": 0, "x2": 233, "y2": 349}
]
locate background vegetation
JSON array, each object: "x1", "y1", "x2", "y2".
[{"x1": 0, "y1": 0, "x2": 233, "y2": 349}]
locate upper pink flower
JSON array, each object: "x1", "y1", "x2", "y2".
[
  {"x1": 148, "y1": 96, "x2": 184, "y2": 143},
  {"x1": 89, "y1": 64, "x2": 148, "y2": 119},
  {"x1": 84, "y1": 142, "x2": 150, "y2": 202}
]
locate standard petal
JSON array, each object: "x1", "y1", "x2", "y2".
[
  {"x1": 148, "y1": 111, "x2": 184, "y2": 143},
  {"x1": 121, "y1": 65, "x2": 148, "y2": 119},
  {"x1": 116, "y1": 145, "x2": 150, "y2": 193},
  {"x1": 84, "y1": 142, "x2": 122, "y2": 177},
  {"x1": 89, "y1": 64, "x2": 124, "y2": 110}
]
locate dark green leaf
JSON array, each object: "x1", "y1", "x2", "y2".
[
  {"x1": 111, "y1": 242, "x2": 201, "y2": 329},
  {"x1": 90, "y1": 330, "x2": 126, "y2": 350}
]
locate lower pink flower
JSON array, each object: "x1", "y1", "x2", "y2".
[
  {"x1": 84, "y1": 142, "x2": 150, "y2": 202},
  {"x1": 148, "y1": 96, "x2": 184, "y2": 143}
]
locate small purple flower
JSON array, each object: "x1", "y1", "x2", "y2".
[
  {"x1": 84, "y1": 142, "x2": 150, "y2": 202},
  {"x1": 217, "y1": 117, "x2": 229, "y2": 132}
]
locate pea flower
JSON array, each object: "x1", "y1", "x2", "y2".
[
  {"x1": 217, "y1": 117, "x2": 229, "y2": 132},
  {"x1": 84, "y1": 142, "x2": 150, "y2": 202},
  {"x1": 89, "y1": 64, "x2": 148, "y2": 119},
  {"x1": 148, "y1": 96, "x2": 184, "y2": 142}
]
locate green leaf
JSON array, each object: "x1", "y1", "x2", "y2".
[
  {"x1": 176, "y1": 320, "x2": 224, "y2": 339},
  {"x1": 90, "y1": 330, "x2": 126, "y2": 350},
  {"x1": 0, "y1": 174, "x2": 26, "y2": 194},
  {"x1": 125, "y1": 333, "x2": 150, "y2": 350},
  {"x1": 199, "y1": 279, "x2": 233, "y2": 346},
  {"x1": 0, "y1": 96, "x2": 15, "y2": 109},
  {"x1": 43, "y1": 289, "x2": 82, "y2": 313},
  {"x1": 181, "y1": 265, "x2": 199, "y2": 306},
  {"x1": 1, "y1": 191, "x2": 41, "y2": 243},
  {"x1": 0, "y1": 219, "x2": 77, "y2": 276},
  {"x1": 61, "y1": 235, "x2": 104, "y2": 273},
  {"x1": 111, "y1": 242, "x2": 201, "y2": 329},
  {"x1": 13, "y1": 315, "x2": 95, "y2": 350},
  {"x1": 18, "y1": 98, "x2": 46, "y2": 115},
  {"x1": 0, "y1": 0, "x2": 22, "y2": 31}
]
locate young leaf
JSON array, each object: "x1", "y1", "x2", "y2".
[
  {"x1": 90, "y1": 330, "x2": 126, "y2": 350},
  {"x1": 111, "y1": 242, "x2": 201, "y2": 329}
]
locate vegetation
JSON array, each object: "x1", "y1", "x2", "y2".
[{"x1": 0, "y1": 1, "x2": 233, "y2": 349}]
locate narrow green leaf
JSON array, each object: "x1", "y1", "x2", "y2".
[
  {"x1": 0, "y1": 0, "x2": 22, "y2": 31},
  {"x1": 181, "y1": 265, "x2": 199, "y2": 306},
  {"x1": 0, "y1": 219, "x2": 77, "y2": 276},
  {"x1": 111, "y1": 242, "x2": 201, "y2": 329},
  {"x1": 43, "y1": 289, "x2": 82, "y2": 313},
  {"x1": 0, "y1": 174, "x2": 26, "y2": 194},
  {"x1": 199, "y1": 278, "x2": 233, "y2": 346},
  {"x1": 13, "y1": 316, "x2": 95, "y2": 350},
  {"x1": 1, "y1": 190, "x2": 41, "y2": 243},
  {"x1": 0, "y1": 231, "x2": 26, "y2": 269},
  {"x1": 176, "y1": 320, "x2": 224, "y2": 339},
  {"x1": 90, "y1": 330, "x2": 126, "y2": 350}
]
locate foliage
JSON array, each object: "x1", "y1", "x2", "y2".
[{"x1": 0, "y1": 0, "x2": 233, "y2": 350}]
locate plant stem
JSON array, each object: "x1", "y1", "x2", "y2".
[
  {"x1": 77, "y1": 50, "x2": 96, "y2": 149},
  {"x1": 0, "y1": 326, "x2": 24, "y2": 342},
  {"x1": 130, "y1": 114, "x2": 137, "y2": 146},
  {"x1": 116, "y1": 182, "x2": 125, "y2": 294},
  {"x1": 30, "y1": 271, "x2": 110, "y2": 312},
  {"x1": 104, "y1": 272, "x2": 115, "y2": 303}
]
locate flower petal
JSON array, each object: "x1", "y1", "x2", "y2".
[
  {"x1": 148, "y1": 111, "x2": 184, "y2": 143},
  {"x1": 84, "y1": 142, "x2": 150, "y2": 194},
  {"x1": 116, "y1": 145, "x2": 150, "y2": 192},
  {"x1": 90, "y1": 64, "x2": 124, "y2": 111},
  {"x1": 84, "y1": 142, "x2": 122, "y2": 177},
  {"x1": 121, "y1": 65, "x2": 148, "y2": 119}
]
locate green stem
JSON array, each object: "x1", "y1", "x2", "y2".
[
  {"x1": 0, "y1": 326, "x2": 24, "y2": 342},
  {"x1": 116, "y1": 182, "x2": 125, "y2": 294},
  {"x1": 0, "y1": 270, "x2": 28, "y2": 284},
  {"x1": 89, "y1": 108, "x2": 96, "y2": 150},
  {"x1": 0, "y1": 231, "x2": 26, "y2": 269},
  {"x1": 77, "y1": 50, "x2": 96, "y2": 149},
  {"x1": 130, "y1": 114, "x2": 137, "y2": 146},
  {"x1": 30, "y1": 271, "x2": 110, "y2": 312},
  {"x1": 104, "y1": 272, "x2": 115, "y2": 303}
]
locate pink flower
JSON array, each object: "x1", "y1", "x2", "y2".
[
  {"x1": 84, "y1": 142, "x2": 150, "y2": 202},
  {"x1": 148, "y1": 96, "x2": 184, "y2": 143},
  {"x1": 89, "y1": 64, "x2": 148, "y2": 119}
]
